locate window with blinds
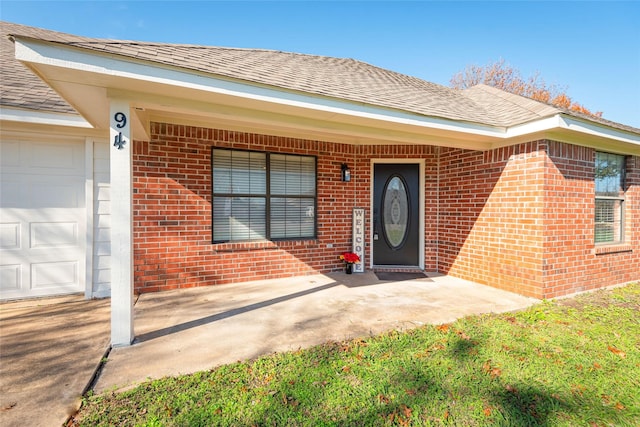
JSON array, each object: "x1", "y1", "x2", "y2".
[
  {"x1": 594, "y1": 152, "x2": 625, "y2": 244},
  {"x1": 212, "y1": 148, "x2": 316, "y2": 242}
]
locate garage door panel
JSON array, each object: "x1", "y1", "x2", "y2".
[
  {"x1": 30, "y1": 222, "x2": 78, "y2": 248},
  {"x1": 0, "y1": 223, "x2": 21, "y2": 249},
  {"x1": 2, "y1": 141, "x2": 83, "y2": 173},
  {"x1": 0, "y1": 139, "x2": 86, "y2": 300},
  {"x1": 0, "y1": 265, "x2": 21, "y2": 292},
  {"x1": 1, "y1": 177, "x2": 84, "y2": 209},
  {"x1": 30, "y1": 142, "x2": 79, "y2": 170},
  {"x1": 30, "y1": 177, "x2": 84, "y2": 209},
  {"x1": 31, "y1": 261, "x2": 79, "y2": 290}
]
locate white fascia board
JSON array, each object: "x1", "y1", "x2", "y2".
[
  {"x1": 505, "y1": 114, "x2": 640, "y2": 147},
  {"x1": 0, "y1": 106, "x2": 92, "y2": 128},
  {"x1": 13, "y1": 38, "x2": 502, "y2": 138},
  {"x1": 558, "y1": 116, "x2": 640, "y2": 146},
  {"x1": 504, "y1": 115, "x2": 563, "y2": 138}
]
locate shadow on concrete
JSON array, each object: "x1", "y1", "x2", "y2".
[
  {"x1": 134, "y1": 271, "x2": 415, "y2": 343},
  {"x1": 135, "y1": 281, "x2": 342, "y2": 343}
]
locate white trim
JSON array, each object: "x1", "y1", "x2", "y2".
[
  {"x1": 559, "y1": 116, "x2": 640, "y2": 145},
  {"x1": 370, "y1": 159, "x2": 425, "y2": 270},
  {"x1": 0, "y1": 106, "x2": 92, "y2": 128},
  {"x1": 84, "y1": 137, "x2": 94, "y2": 298},
  {"x1": 505, "y1": 114, "x2": 640, "y2": 147},
  {"x1": 504, "y1": 116, "x2": 563, "y2": 139}
]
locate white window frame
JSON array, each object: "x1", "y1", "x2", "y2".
[{"x1": 594, "y1": 152, "x2": 625, "y2": 245}]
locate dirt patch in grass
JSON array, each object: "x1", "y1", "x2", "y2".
[{"x1": 555, "y1": 283, "x2": 640, "y2": 311}]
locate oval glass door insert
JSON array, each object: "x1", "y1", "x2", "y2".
[{"x1": 382, "y1": 175, "x2": 409, "y2": 249}]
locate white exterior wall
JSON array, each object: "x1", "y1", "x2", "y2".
[{"x1": 92, "y1": 139, "x2": 111, "y2": 297}]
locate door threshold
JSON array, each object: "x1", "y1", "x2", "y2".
[{"x1": 373, "y1": 266, "x2": 423, "y2": 273}]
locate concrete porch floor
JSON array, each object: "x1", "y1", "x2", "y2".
[
  {"x1": 95, "y1": 271, "x2": 537, "y2": 394},
  {"x1": 0, "y1": 271, "x2": 538, "y2": 426}
]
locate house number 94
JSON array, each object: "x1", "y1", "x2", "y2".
[{"x1": 113, "y1": 112, "x2": 127, "y2": 150}]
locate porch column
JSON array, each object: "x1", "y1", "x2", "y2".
[{"x1": 109, "y1": 98, "x2": 134, "y2": 346}]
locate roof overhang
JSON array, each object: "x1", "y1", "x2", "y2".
[
  {"x1": 12, "y1": 36, "x2": 640, "y2": 154},
  {"x1": 0, "y1": 105, "x2": 105, "y2": 139},
  {"x1": 0, "y1": 105, "x2": 91, "y2": 128}
]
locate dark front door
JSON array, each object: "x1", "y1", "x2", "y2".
[{"x1": 373, "y1": 163, "x2": 420, "y2": 266}]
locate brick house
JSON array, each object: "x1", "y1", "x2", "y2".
[{"x1": 1, "y1": 22, "x2": 638, "y2": 345}]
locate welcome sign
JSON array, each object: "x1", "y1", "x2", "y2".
[{"x1": 352, "y1": 208, "x2": 365, "y2": 273}]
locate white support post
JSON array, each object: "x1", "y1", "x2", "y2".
[{"x1": 109, "y1": 99, "x2": 134, "y2": 346}]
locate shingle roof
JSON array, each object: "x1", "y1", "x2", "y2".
[
  {"x1": 464, "y1": 84, "x2": 640, "y2": 133},
  {"x1": 0, "y1": 22, "x2": 78, "y2": 114},
  {"x1": 2, "y1": 21, "x2": 638, "y2": 134},
  {"x1": 463, "y1": 85, "x2": 560, "y2": 125},
  {"x1": 2, "y1": 21, "x2": 495, "y2": 125}
]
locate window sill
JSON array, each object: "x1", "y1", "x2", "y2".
[
  {"x1": 212, "y1": 239, "x2": 319, "y2": 252},
  {"x1": 213, "y1": 240, "x2": 278, "y2": 252},
  {"x1": 593, "y1": 244, "x2": 633, "y2": 255}
]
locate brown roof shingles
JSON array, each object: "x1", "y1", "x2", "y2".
[
  {"x1": 463, "y1": 84, "x2": 561, "y2": 126},
  {"x1": 2, "y1": 21, "x2": 638, "y2": 134},
  {"x1": 1, "y1": 22, "x2": 78, "y2": 114}
]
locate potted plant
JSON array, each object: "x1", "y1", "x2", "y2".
[{"x1": 339, "y1": 251, "x2": 360, "y2": 274}]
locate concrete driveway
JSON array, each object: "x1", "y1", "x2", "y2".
[
  {"x1": 0, "y1": 295, "x2": 110, "y2": 427},
  {"x1": 1, "y1": 271, "x2": 537, "y2": 426}
]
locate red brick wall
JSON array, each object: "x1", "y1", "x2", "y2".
[
  {"x1": 133, "y1": 122, "x2": 638, "y2": 298},
  {"x1": 541, "y1": 142, "x2": 639, "y2": 298},
  {"x1": 133, "y1": 123, "x2": 442, "y2": 293},
  {"x1": 133, "y1": 123, "x2": 354, "y2": 293},
  {"x1": 439, "y1": 142, "x2": 546, "y2": 297},
  {"x1": 439, "y1": 141, "x2": 639, "y2": 298}
]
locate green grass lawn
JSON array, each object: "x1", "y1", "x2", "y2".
[{"x1": 71, "y1": 283, "x2": 639, "y2": 426}]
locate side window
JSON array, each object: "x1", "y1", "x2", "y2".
[
  {"x1": 594, "y1": 152, "x2": 625, "y2": 244},
  {"x1": 212, "y1": 149, "x2": 316, "y2": 243}
]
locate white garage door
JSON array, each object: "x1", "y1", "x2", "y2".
[{"x1": 1, "y1": 139, "x2": 86, "y2": 300}]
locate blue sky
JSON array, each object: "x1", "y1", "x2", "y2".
[{"x1": 3, "y1": 1, "x2": 639, "y2": 128}]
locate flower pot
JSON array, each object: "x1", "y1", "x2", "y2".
[{"x1": 345, "y1": 263, "x2": 353, "y2": 274}]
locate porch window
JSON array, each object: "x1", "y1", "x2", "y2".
[
  {"x1": 594, "y1": 152, "x2": 625, "y2": 244},
  {"x1": 212, "y1": 148, "x2": 316, "y2": 242}
]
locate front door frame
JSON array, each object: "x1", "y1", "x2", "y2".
[{"x1": 370, "y1": 159, "x2": 425, "y2": 270}]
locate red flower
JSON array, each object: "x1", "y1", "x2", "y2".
[{"x1": 339, "y1": 252, "x2": 360, "y2": 264}]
